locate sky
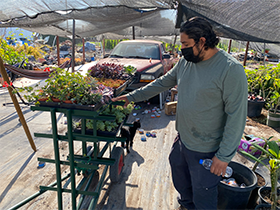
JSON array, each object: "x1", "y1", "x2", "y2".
[{"x1": 0, "y1": 27, "x2": 33, "y2": 41}]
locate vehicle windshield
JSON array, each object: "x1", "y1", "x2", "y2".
[{"x1": 110, "y1": 42, "x2": 160, "y2": 60}]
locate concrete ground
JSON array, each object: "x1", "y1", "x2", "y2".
[{"x1": 0, "y1": 61, "x2": 277, "y2": 210}]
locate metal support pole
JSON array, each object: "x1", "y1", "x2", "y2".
[
  {"x1": 9, "y1": 173, "x2": 71, "y2": 210},
  {"x1": 56, "y1": 36, "x2": 60, "y2": 66},
  {"x1": 50, "y1": 109, "x2": 63, "y2": 209},
  {"x1": 263, "y1": 43, "x2": 266, "y2": 66},
  {"x1": 72, "y1": 19, "x2": 76, "y2": 73},
  {"x1": 243, "y1": 41, "x2": 249, "y2": 66},
  {"x1": 172, "y1": 35, "x2": 177, "y2": 54},
  {"x1": 82, "y1": 38, "x2": 85, "y2": 64},
  {"x1": 66, "y1": 109, "x2": 77, "y2": 209},
  {"x1": 227, "y1": 39, "x2": 232, "y2": 54},
  {"x1": 102, "y1": 37, "x2": 105, "y2": 57},
  {"x1": 132, "y1": 26, "x2": 135, "y2": 40},
  {"x1": 0, "y1": 56, "x2": 36, "y2": 152}
]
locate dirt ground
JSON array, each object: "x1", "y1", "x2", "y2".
[{"x1": 244, "y1": 109, "x2": 280, "y2": 140}]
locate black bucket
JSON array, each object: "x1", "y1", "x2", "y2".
[
  {"x1": 247, "y1": 171, "x2": 268, "y2": 209},
  {"x1": 218, "y1": 161, "x2": 257, "y2": 209},
  {"x1": 258, "y1": 186, "x2": 280, "y2": 209},
  {"x1": 247, "y1": 100, "x2": 265, "y2": 118},
  {"x1": 254, "y1": 203, "x2": 272, "y2": 210}
]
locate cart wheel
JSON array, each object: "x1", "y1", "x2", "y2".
[{"x1": 110, "y1": 147, "x2": 125, "y2": 183}]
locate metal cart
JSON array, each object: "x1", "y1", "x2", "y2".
[{"x1": 9, "y1": 100, "x2": 131, "y2": 210}]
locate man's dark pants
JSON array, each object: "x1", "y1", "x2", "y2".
[{"x1": 169, "y1": 134, "x2": 221, "y2": 210}]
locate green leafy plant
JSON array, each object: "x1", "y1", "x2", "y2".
[
  {"x1": 240, "y1": 137, "x2": 280, "y2": 210},
  {"x1": 16, "y1": 68, "x2": 102, "y2": 105},
  {"x1": 85, "y1": 103, "x2": 134, "y2": 132},
  {"x1": 0, "y1": 37, "x2": 26, "y2": 65},
  {"x1": 124, "y1": 65, "x2": 137, "y2": 75}
]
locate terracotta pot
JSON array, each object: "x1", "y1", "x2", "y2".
[
  {"x1": 63, "y1": 100, "x2": 76, "y2": 104},
  {"x1": 38, "y1": 97, "x2": 48, "y2": 102},
  {"x1": 51, "y1": 97, "x2": 61, "y2": 102}
]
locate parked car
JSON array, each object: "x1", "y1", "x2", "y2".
[{"x1": 97, "y1": 40, "x2": 177, "y2": 103}]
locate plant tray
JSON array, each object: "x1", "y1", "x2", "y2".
[
  {"x1": 113, "y1": 75, "x2": 135, "y2": 97},
  {"x1": 36, "y1": 101, "x2": 103, "y2": 111}
]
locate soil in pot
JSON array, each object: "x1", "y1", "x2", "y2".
[
  {"x1": 260, "y1": 189, "x2": 280, "y2": 206},
  {"x1": 257, "y1": 174, "x2": 266, "y2": 186}
]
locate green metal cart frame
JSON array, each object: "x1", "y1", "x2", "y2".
[{"x1": 9, "y1": 101, "x2": 131, "y2": 210}]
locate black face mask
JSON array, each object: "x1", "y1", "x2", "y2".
[{"x1": 181, "y1": 44, "x2": 203, "y2": 63}]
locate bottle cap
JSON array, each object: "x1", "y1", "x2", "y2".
[{"x1": 199, "y1": 159, "x2": 203, "y2": 164}]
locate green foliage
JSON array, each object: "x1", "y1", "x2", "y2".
[
  {"x1": 217, "y1": 41, "x2": 239, "y2": 52},
  {"x1": 0, "y1": 31, "x2": 46, "y2": 65},
  {"x1": 245, "y1": 64, "x2": 280, "y2": 113},
  {"x1": 104, "y1": 39, "x2": 128, "y2": 50},
  {"x1": 240, "y1": 137, "x2": 280, "y2": 210},
  {"x1": 123, "y1": 65, "x2": 137, "y2": 75},
  {"x1": 0, "y1": 37, "x2": 26, "y2": 65},
  {"x1": 16, "y1": 68, "x2": 102, "y2": 105},
  {"x1": 15, "y1": 43, "x2": 46, "y2": 60},
  {"x1": 85, "y1": 103, "x2": 134, "y2": 132}
]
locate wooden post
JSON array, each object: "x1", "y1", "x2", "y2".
[
  {"x1": 243, "y1": 41, "x2": 249, "y2": 66},
  {"x1": 0, "y1": 56, "x2": 37, "y2": 152},
  {"x1": 82, "y1": 38, "x2": 85, "y2": 64},
  {"x1": 228, "y1": 39, "x2": 232, "y2": 53},
  {"x1": 56, "y1": 36, "x2": 60, "y2": 66}
]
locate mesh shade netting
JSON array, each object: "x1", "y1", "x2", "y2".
[
  {"x1": 0, "y1": 1, "x2": 176, "y2": 38},
  {"x1": 1, "y1": 0, "x2": 280, "y2": 49},
  {"x1": 176, "y1": 1, "x2": 280, "y2": 44}
]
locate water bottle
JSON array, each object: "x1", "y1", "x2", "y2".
[{"x1": 199, "y1": 159, "x2": 233, "y2": 178}]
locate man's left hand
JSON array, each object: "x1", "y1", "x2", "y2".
[{"x1": 210, "y1": 156, "x2": 229, "y2": 177}]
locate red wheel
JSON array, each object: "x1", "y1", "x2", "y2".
[
  {"x1": 110, "y1": 147, "x2": 125, "y2": 182},
  {"x1": 118, "y1": 154, "x2": 124, "y2": 175}
]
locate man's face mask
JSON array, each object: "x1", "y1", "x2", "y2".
[{"x1": 181, "y1": 43, "x2": 203, "y2": 63}]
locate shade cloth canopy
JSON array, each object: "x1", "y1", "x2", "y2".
[{"x1": 0, "y1": 0, "x2": 279, "y2": 44}]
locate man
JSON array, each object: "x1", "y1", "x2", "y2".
[{"x1": 111, "y1": 17, "x2": 247, "y2": 209}]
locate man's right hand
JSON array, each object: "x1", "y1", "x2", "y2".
[{"x1": 111, "y1": 95, "x2": 130, "y2": 107}]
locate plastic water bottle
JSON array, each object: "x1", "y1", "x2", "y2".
[{"x1": 199, "y1": 159, "x2": 233, "y2": 178}]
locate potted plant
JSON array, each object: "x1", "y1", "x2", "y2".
[
  {"x1": 240, "y1": 138, "x2": 280, "y2": 210},
  {"x1": 16, "y1": 68, "x2": 103, "y2": 106},
  {"x1": 245, "y1": 67, "x2": 270, "y2": 118},
  {"x1": 267, "y1": 90, "x2": 280, "y2": 128},
  {"x1": 242, "y1": 136, "x2": 272, "y2": 209},
  {"x1": 74, "y1": 103, "x2": 134, "y2": 135}
]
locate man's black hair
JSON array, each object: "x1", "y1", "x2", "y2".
[{"x1": 180, "y1": 17, "x2": 219, "y2": 50}]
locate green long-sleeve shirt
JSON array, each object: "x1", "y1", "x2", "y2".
[{"x1": 127, "y1": 50, "x2": 248, "y2": 163}]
